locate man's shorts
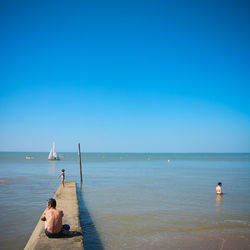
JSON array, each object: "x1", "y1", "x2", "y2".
[{"x1": 45, "y1": 224, "x2": 70, "y2": 238}]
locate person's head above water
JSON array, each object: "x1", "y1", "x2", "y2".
[
  {"x1": 61, "y1": 169, "x2": 65, "y2": 172},
  {"x1": 218, "y1": 182, "x2": 222, "y2": 186},
  {"x1": 47, "y1": 198, "x2": 56, "y2": 208}
]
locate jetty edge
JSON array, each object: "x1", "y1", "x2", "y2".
[{"x1": 24, "y1": 181, "x2": 84, "y2": 250}]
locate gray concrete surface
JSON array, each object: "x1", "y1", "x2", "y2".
[{"x1": 24, "y1": 181, "x2": 84, "y2": 250}]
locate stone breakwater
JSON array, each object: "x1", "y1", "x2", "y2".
[{"x1": 24, "y1": 181, "x2": 84, "y2": 250}]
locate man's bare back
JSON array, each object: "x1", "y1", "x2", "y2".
[
  {"x1": 40, "y1": 199, "x2": 64, "y2": 234},
  {"x1": 41, "y1": 208, "x2": 64, "y2": 233}
]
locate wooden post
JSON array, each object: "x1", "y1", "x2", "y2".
[{"x1": 78, "y1": 143, "x2": 83, "y2": 183}]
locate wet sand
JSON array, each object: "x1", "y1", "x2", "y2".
[
  {"x1": 106, "y1": 229, "x2": 250, "y2": 250},
  {"x1": 154, "y1": 230, "x2": 250, "y2": 250}
]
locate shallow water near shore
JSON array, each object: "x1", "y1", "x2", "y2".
[{"x1": 0, "y1": 153, "x2": 250, "y2": 249}]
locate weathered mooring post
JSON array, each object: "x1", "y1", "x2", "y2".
[{"x1": 78, "y1": 143, "x2": 83, "y2": 183}]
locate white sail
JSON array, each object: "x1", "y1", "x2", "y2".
[
  {"x1": 48, "y1": 148, "x2": 53, "y2": 160},
  {"x1": 52, "y1": 142, "x2": 57, "y2": 159},
  {"x1": 48, "y1": 142, "x2": 59, "y2": 160}
]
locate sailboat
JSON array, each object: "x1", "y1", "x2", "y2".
[{"x1": 48, "y1": 142, "x2": 60, "y2": 161}]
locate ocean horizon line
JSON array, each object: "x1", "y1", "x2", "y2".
[{"x1": 0, "y1": 151, "x2": 249, "y2": 154}]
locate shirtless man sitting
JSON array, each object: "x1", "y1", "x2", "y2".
[
  {"x1": 40, "y1": 198, "x2": 70, "y2": 238},
  {"x1": 216, "y1": 182, "x2": 223, "y2": 195}
]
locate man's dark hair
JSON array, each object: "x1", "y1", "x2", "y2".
[
  {"x1": 218, "y1": 182, "x2": 222, "y2": 186},
  {"x1": 47, "y1": 198, "x2": 56, "y2": 208}
]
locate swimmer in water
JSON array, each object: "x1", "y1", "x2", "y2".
[{"x1": 216, "y1": 182, "x2": 223, "y2": 195}]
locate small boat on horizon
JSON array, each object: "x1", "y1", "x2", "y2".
[{"x1": 48, "y1": 142, "x2": 60, "y2": 161}]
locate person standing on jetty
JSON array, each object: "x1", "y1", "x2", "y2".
[
  {"x1": 58, "y1": 169, "x2": 65, "y2": 187},
  {"x1": 216, "y1": 182, "x2": 223, "y2": 195},
  {"x1": 40, "y1": 198, "x2": 70, "y2": 238}
]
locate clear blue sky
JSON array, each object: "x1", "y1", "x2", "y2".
[{"x1": 0, "y1": 0, "x2": 249, "y2": 152}]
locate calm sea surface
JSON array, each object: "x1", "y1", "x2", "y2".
[{"x1": 0, "y1": 153, "x2": 250, "y2": 250}]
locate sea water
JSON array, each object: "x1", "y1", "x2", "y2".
[{"x1": 0, "y1": 153, "x2": 249, "y2": 250}]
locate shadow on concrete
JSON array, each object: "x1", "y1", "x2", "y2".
[
  {"x1": 45, "y1": 231, "x2": 82, "y2": 238},
  {"x1": 77, "y1": 184, "x2": 104, "y2": 250},
  {"x1": 60, "y1": 231, "x2": 83, "y2": 238}
]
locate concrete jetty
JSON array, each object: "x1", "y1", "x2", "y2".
[{"x1": 24, "y1": 181, "x2": 84, "y2": 250}]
